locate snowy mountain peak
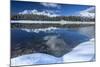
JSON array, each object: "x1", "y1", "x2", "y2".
[
  {"x1": 18, "y1": 9, "x2": 60, "y2": 17},
  {"x1": 79, "y1": 7, "x2": 95, "y2": 18},
  {"x1": 19, "y1": 10, "x2": 32, "y2": 14}
]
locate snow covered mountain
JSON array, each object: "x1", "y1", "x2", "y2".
[
  {"x1": 18, "y1": 9, "x2": 60, "y2": 17},
  {"x1": 17, "y1": 7, "x2": 95, "y2": 20},
  {"x1": 18, "y1": 7, "x2": 95, "y2": 18},
  {"x1": 78, "y1": 7, "x2": 95, "y2": 18}
]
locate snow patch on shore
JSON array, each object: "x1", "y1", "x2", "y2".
[
  {"x1": 11, "y1": 53, "x2": 63, "y2": 66},
  {"x1": 11, "y1": 38, "x2": 95, "y2": 66}
]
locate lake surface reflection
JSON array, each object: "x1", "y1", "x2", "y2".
[{"x1": 11, "y1": 26, "x2": 95, "y2": 58}]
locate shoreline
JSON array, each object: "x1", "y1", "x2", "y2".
[{"x1": 11, "y1": 20, "x2": 95, "y2": 25}]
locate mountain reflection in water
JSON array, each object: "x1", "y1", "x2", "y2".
[{"x1": 11, "y1": 26, "x2": 94, "y2": 58}]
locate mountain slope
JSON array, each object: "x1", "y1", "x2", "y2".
[
  {"x1": 18, "y1": 9, "x2": 59, "y2": 17},
  {"x1": 78, "y1": 7, "x2": 95, "y2": 18}
]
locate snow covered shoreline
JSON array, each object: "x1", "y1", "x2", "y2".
[
  {"x1": 11, "y1": 20, "x2": 95, "y2": 25},
  {"x1": 11, "y1": 38, "x2": 95, "y2": 66}
]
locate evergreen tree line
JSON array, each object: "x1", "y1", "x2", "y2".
[{"x1": 11, "y1": 14, "x2": 95, "y2": 22}]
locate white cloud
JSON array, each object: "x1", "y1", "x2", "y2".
[
  {"x1": 40, "y1": 2, "x2": 61, "y2": 8},
  {"x1": 18, "y1": 9, "x2": 60, "y2": 17}
]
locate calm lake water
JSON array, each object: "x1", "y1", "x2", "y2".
[{"x1": 11, "y1": 26, "x2": 95, "y2": 58}]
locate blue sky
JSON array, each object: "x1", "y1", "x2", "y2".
[{"x1": 11, "y1": 1, "x2": 95, "y2": 16}]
